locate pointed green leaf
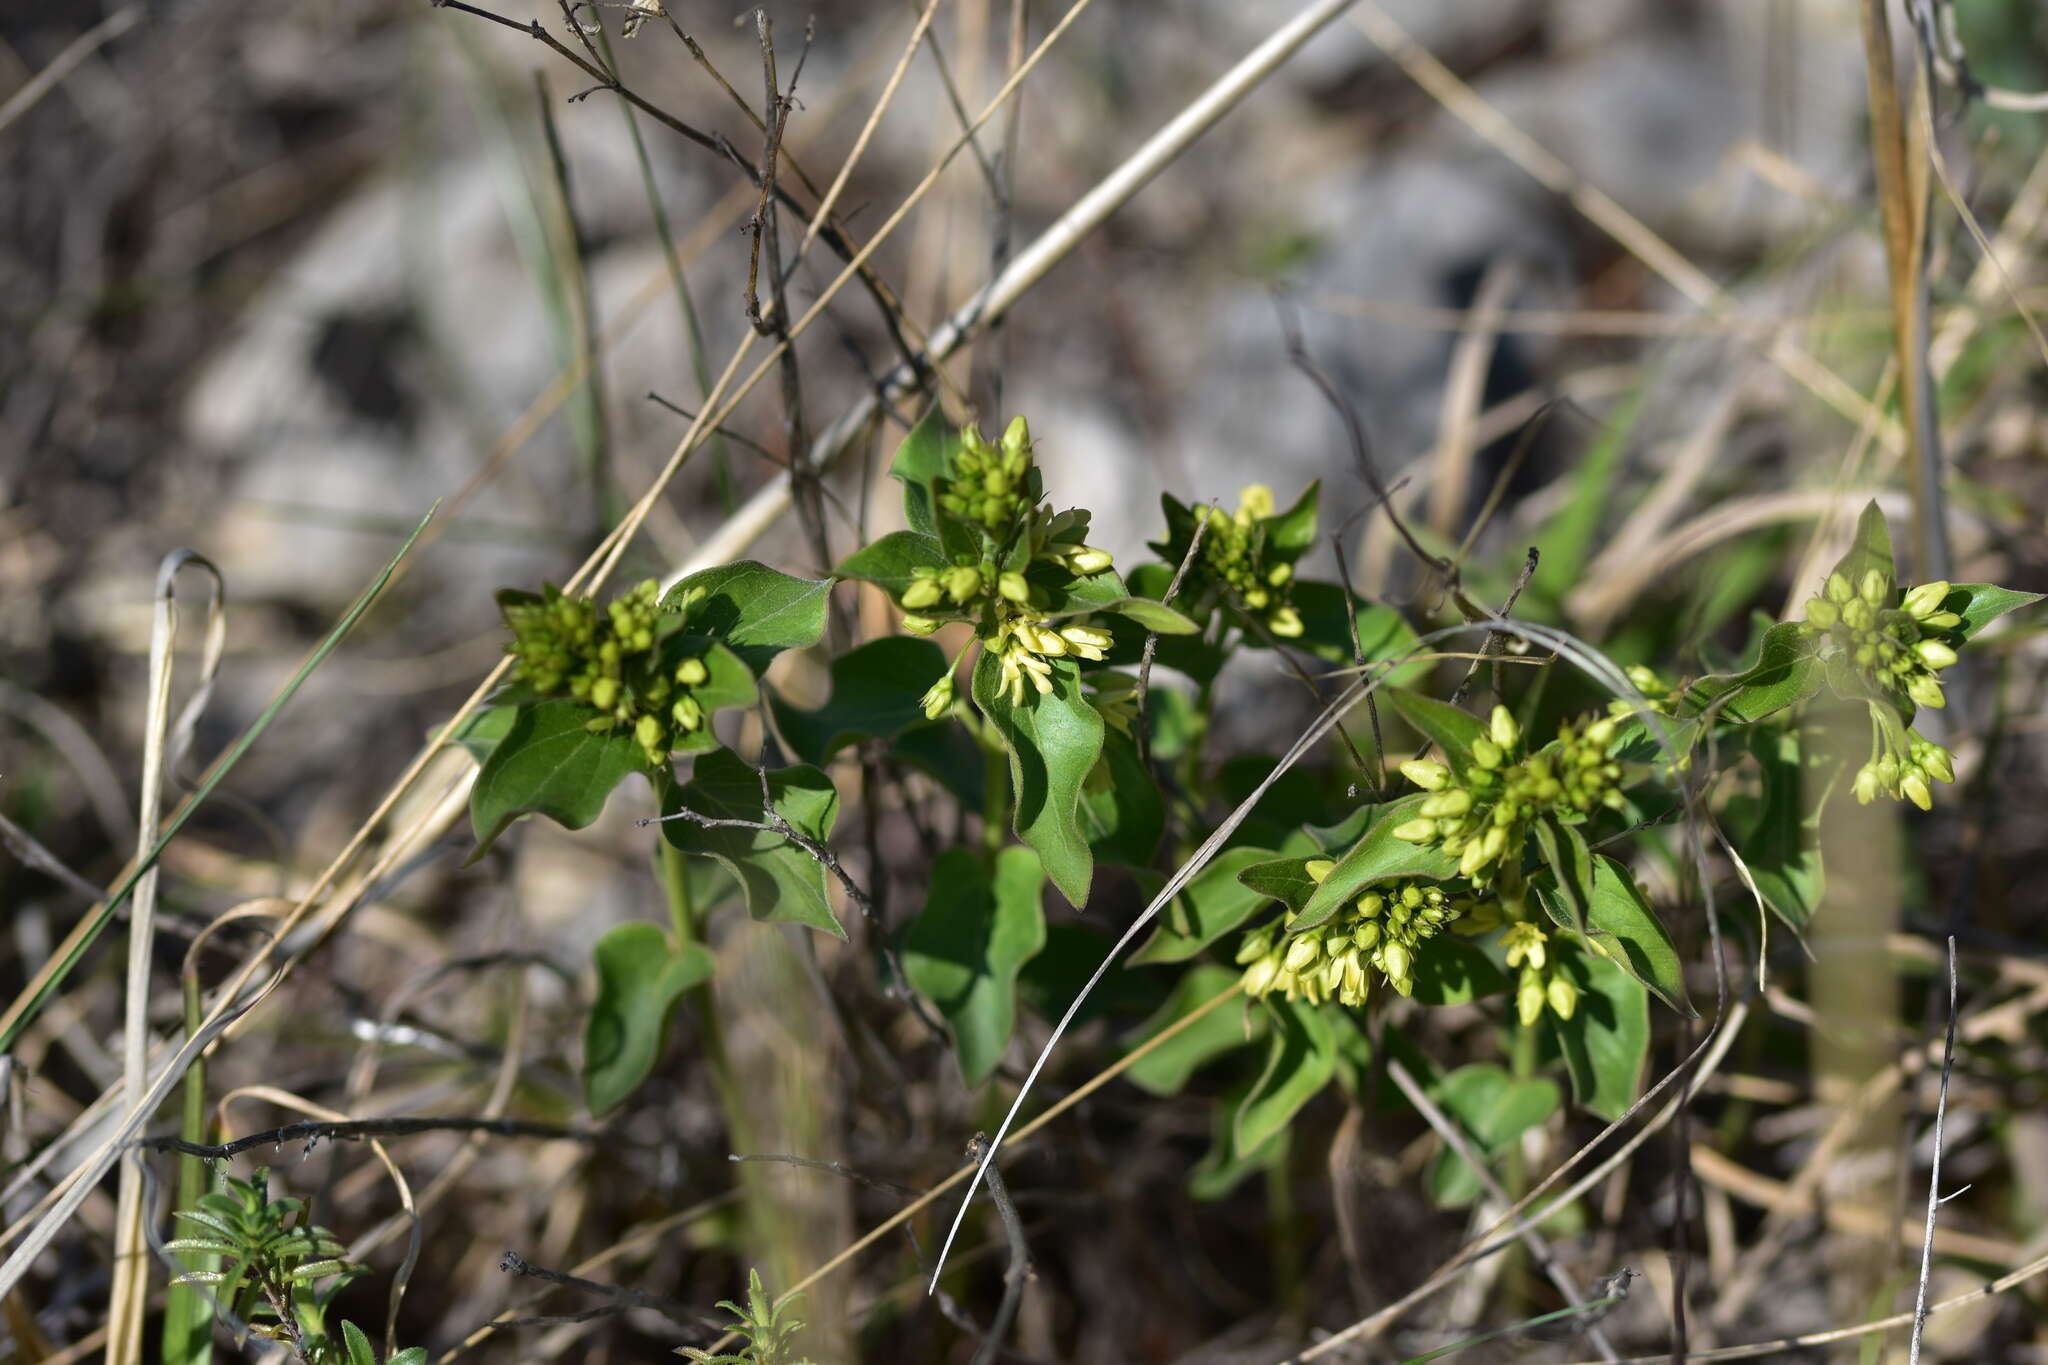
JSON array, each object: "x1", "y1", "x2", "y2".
[
  {"x1": 971, "y1": 650, "x2": 1106, "y2": 906},
  {"x1": 451, "y1": 705, "x2": 518, "y2": 764},
  {"x1": 1943, "y1": 582, "x2": 2043, "y2": 638},
  {"x1": 1532, "y1": 815, "x2": 1594, "y2": 935},
  {"x1": 1133, "y1": 846, "x2": 1280, "y2": 964},
  {"x1": 1386, "y1": 687, "x2": 1490, "y2": 774},
  {"x1": 1094, "y1": 597, "x2": 1200, "y2": 633},
  {"x1": 661, "y1": 561, "x2": 830, "y2": 674},
  {"x1": 341, "y1": 1321, "x2": 377, "y2": 1365},
  {"x1": 1552, "y1": 946, "x2": 1649, "y2": 1120},
  {"x1": 1826, "y1": 500, "x2": 1895, "y2": 590},
  {"x1": 1233, "y1": 855, "x2": 1324, "y2": 917},
  {"x1": 1234, "y1": 996, "x2": 1338, "y2": 1153},
  {"x1": 903, "y1": 846, "x2": 1047, "y2": 1085},
  {"x1": 770, "y1": 637, "x2": 948, "y2": 764},
  {"x1": 582, "y1": 923, "x2": 714, "y2": 1115},
  {"x1": 1292, "y1": 795, "x2": 1461, "y2": 931},
  {"x1": 658, "y1": 749, "x2": 844, "y2": 936},
  {"x1": 470, "y1": 700, "x2": 648, "y2": 854},
  {"x1": 1260, "y1": 480, "x2": 1320, "y2": 560},
  {"x1": 1680, "y1": 621, "x2": 1824, "y2": 724},
  {"x1": 1537, "y1": 854, "x2": 1693, "y2": 1016},
  {"x1": 1121, "y1": 965, "x2": 1261, "y2": 1095},
  {"x1": 889, "y1": 404, "x2": 959, "y2": 536},
  {"x1": 834, "y1": 530, "x2": 949, "y2": 601}
]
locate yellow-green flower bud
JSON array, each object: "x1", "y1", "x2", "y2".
[
  {"x1": 998, "y1": 571, "x2": 1030, "y2": 603},
  {"x1": 1391, "y1": 818, "x2": 1437, "y2": 843},
  {"x1": 635, "y1": 713, "x2": 665, "y2": 754},
  {"x1": 1518, "y1": 975, "x2": 1546, "y2": 1026},
  {"x1": 1900, "y1": 771, "x2": 1932, "y2": 811},
  {"x1": 921, "y1": 672, "x2": 955, "y2": 720},
  {"x1": 1000, "y1": 414, "x2": 1031, "y2": 460},
  {"x1": 673, "y1": 695, "x2": 703, "y2": 731},
  {"x1": 1268, "y1": 606, "x2": 1304, "y2": 638},
  {"x1": 1237, "y1": 484, "x2": 1275, "y2": 520},
  {"x1": 1853, "y1": 762, "x2": 1882, "y2": 804},
  {"x1": 1825, "y1": 572, "x2": 1853, "y2": 604},
  {"x1": 1267, "y1": 562, "x2": 1293, "y2": 587},
  {"x1": 675, "y1": 657, "x2": 709, "y2": 686},
  {"x1": 1471, "y1": 738, "x2": 1505, "y2": 770},
  {"x1": 1916, "y1": 741, "x2": 1955, "y2": 784},
  {"x1": 1284, "y1": 936, "x2": 1320, "y2": 972},
  {"x1": 1241, "y1": 953, "x2": 1280, "y2": 996},
  {"x1": 1379, "y1": 941, "x2": 1411, "y2": 987},
  {"x1": 1419, "y1": 789, "x2": 1473, "y2": 819},
  {"x1": 1401, "y1": 759, "x2": 1451, "y2": 791},
  {"x1": 944, "y1": 565, "x2": 983, "y2": 603},
  {"x1": 1905, "y1": 673, "x2": 1946, "y2": 710},
  {"x1": 901, "y1": 576, "x2": 943, "y2": 610},
  {"x1": 1503, "y1": 922, "x2": 1547, "y2": 969},
  {"x1": 1804, "y1": 598, "x2": 1838, "y2": 629},
  {"x1": 1546, "y1": 975, "x2": 1579, "y2": 1020},
  {"x1": 901, "y1": 614, "x2": 940, "y2": 637},
  {"x1": 1902, "y1": 581, "x2": 1950, "y2": 619},
  {"x1": 1859, "y1": 569, "x2": 1889, "y2": 607},
  {"x1": 1305, "y1": 858, "x2": 1336, "y2": 884},
  {"x1": 1066, "y1": 547, "x2": 1114, "y2": 575},
  {"x1": 1488, "y1": 705, "x2": 1520, "y2": 750},
  {"x1": 590, "y1": 677, "x2": 619, "y2": 712},
  {"x1": 1914, "y1": 639, "x2": 1958, "y2": 670}
]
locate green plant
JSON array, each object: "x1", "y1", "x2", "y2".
[
  {"x1": 463, "y1": 407, "x2": 2037, "y2": 1331},
  {"x1": 165, "y1": 1169, "x2": 424, "y2": 1365},
  {"x1": 677, "y1": 1269, "x2": 814, "y2": 1365}
]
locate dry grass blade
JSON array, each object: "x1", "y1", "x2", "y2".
[{"x1": 1427, "y1": 258, "x2": 1519, "y2": 539}]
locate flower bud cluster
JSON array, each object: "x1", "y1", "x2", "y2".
[
  {"x1": 1803, "y1": 571, "x2": 1962, "y2": 713},
  {"x1": 1392, "y1": 708, "x2": 1624, "y2": 886},
  {"x1": 1852, "y1": 714, "x2": 1955, "y2": 811},
  {"x1": 1606, "y1": 663, "x2": 1679, "y2": 719},
  {"x1": 1237, "y1": 867, "x2": 1472, "y2": 1006},
  {"x1": 1502, "y1": 922, "x2": 1578, "y2": 1026},
  {"x1": 989, "y1": 613, "x2": 1113, "y2": 707},
  {"x1": 1192, "y1": 485, "x2": 1303, "y2": 638},
  {"x1": 1085, "y1": 670, "x2": 1141, "y2": 738},
  {"x1": 502, "y1": 580, "x2": 713, "y2": 766},
  {"x1": 938, "y1": 416, "x2": 1038, "y2": 535}
]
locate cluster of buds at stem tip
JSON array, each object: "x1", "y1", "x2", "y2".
[
  {"x1": 1803, "y1": 571, "x2": 1962, "y2": 712},
  {"x1": 1392, "y1": 707, "x2": 1624, "y2": 886},
  {"x1": 991, "y1": 614, "x2": 1113, "y2": 707},
  {"x1": 502, "y1": 580, "x2": 714, "y2": 766},
  {"x1": 1238, "y1": 866, "x2": 1473, "y2": 1006},
  {"x1": 1606, "y1": 663, "x2": 1679, "y2": 719},
  {"x1": 938, "y1": 415, "x2": 1038, "y2": 534},
  {"x1": 1502, "y1": 922, "x2": 1578, "y2": 1025},
  {"x1": 1853, "y1": 711, "x2": 1956, "y2": 811},
  {"x1": 1189, "y1": 484, "x2": 1303, "y2": 638}
]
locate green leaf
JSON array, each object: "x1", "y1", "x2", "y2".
[
  {"x1": 1552, "y1": 947, "x2": 1649, "y2": 1120},
  {"x1": 1944, "y1": 582, "x2": 2043, "y2": 638},
  {"x1": 582, "y1": 923, "x2": 714, "y2": 1115},
  {"x1": 1234, "y1": 855, "x2": 1325, "y2": 916},
  {"x1": 770, "y1": 637, "x2": 947, "y2": 764},
  {"x1": 889, "y1": 404, "x2": 959, "y2": 536},
  {"x1": 1681, "y1": 621, "x2": 1824, "y2": 724},
  {"x1": 971, "y1": 649, "x2": 1106, "y2": 906},
  {"x1": 658, "y1": 749, "x2": 845, "y2": 936},
  {"x1": 1532, "y1": 816, "x2": 1594, "y2": 935},
  {"x1": 1261, "y1": 480, "x2": 1321, "y2": 560},
  {"x1": 1122, "y1": 964, "x2": 1260, "y2": 1095},
  {"x1": 342, "y1": 1321, "x2": 377, "y2": 1365},
  {"x1": 1234, "y1": 996, "x2": 1338, "y2": 1153},
  {"x1": 902, "y1": 846, "x2": 1047, "y2": 1085},
  {"x1": 1423, "y1": 1064, "x2": 1561, "y2": 1206},
  {"x1": 1093, "y1": 597, "x2": 1201, "y2": 633},
  {"x1": 470, "y1": 700, "x2": 648, "y2": 855},
  {"x1": 1133, "y1": 846, "x2": 1279, "y2": 964},
  {"x1": 1292, "y1": 796, "x2": 1462, "y2": 931},
  {"x1": 1386, "y1": 686, "x2": 1490, "y2": 774},
  {"x1": 669, "y1": 640, "x2": 761, "y2": 754},
  {"x1": 833, "y1": 530, "x2": 948, "y2": 601},
  {"x1": 451, "y1": 705, "x2": 518, "y2": 764},
  {"x1": 1537, "y1": 854, "x2": 1694, "y2": 1016},
  {"x1": 1291, "y1": 579, "x2": 1421, "y2": 672},
  {"x1": 1408, "y1": 938, "x2": 1510, "y2": 1005},
  {"x1": 1726, "y1": 727, "x2": 1826, "y2": 935},
  {"x1": 1078, "y1": 734, "x2": 1164, "y2": 867},
  {"x1": 661, "y1": 561, "x2": 830, "y2": 674},
  {"x1": 1826, "y1": 500, "x2": 1896, "y2": 591}
]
